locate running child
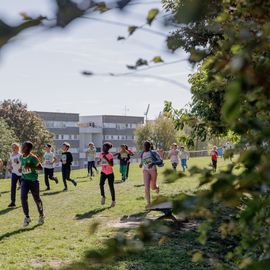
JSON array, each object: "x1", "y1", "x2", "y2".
[
  {"x1": 168, "y1": 143, "x2": 179, "y2": 170},
  {"x1": 98, "y1": 142, "x2": 115, "y2": 207},
  {"x1": 140, "y1": 141, "x2": 163, "y2": 209},
  {"x1": 211, "y1": 146, "x2": 218, "y2": 172},
  {"x1": 125, "y1": 145, "x2": 134, "y2": 179},
  {"x1": 8, "y1": 143, "x2": 22, "y2": 207},
  {"x1": 179, "y1": 146, "x2": 189, "y2": 172},
  {"x1": 20, "y1": 141, "x2": 44, "y2": 227},
  {"x1": 86, "y1": 142, "x2": 98, "y2": 178},
  {"x1": 61, "y1": 142, "x2": 77, "y2": 191},
  {"x1": 117, "y1": 144, "x2": 130, "y2": 182},
  {"x1": 43, "y1": 144, "x2": 58, "y2": 191}
]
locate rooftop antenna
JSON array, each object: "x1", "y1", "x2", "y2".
[
  {"x1": 144, "y1": 104, "x2": 150, "y2": 122},
  {"x1": 123, "y1": 105, "x2": 130, "y2": 116}
]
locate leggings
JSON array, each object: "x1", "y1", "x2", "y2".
[
  {"x1": 143, "y1": 169, "x2": 158, "y2": 205},
  {"x1": 88, "y1": 161, "x2": 98, "y2": 176},
  {"x1": 21, "y1": 179, "x2": 43, "y2": 217},
  {"x1": 99, "y1": 172, "x2": 115, "y2": 201},
  {"x1": 44, "y1": 168, "x2": 57, "y2": 189},
  {"x1": 62, "y1": 166, "x2": 74, "y2": 188},
  {"x1": 11, "y1": 173, "x2": 21, "y2": 204}
]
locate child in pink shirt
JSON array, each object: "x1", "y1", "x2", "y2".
[{"x1": 98, "y1": 142, "x2": 115, "y2": 207}]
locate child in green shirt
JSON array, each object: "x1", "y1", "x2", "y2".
[{"x1": 20, "y1": 141, "x2": 44, "y2": 227}]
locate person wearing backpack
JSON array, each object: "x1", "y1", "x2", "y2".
[{"x1": 139, "y1": 141, "x2": 164, "y2": 209}]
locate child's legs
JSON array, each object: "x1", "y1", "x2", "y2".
[
  {"x1": 29, "y1": 181, "x2": 44, "y2": 216},
  {"x1": 92, "y1": 161, "x2": 98, "y2": 172},
  {"x1": 20, "y1": 180, "x2": 30, "y2": 217},
  {"x1": 87, "y1": 162, "x2": 91, "y2": 174},
  {"x1": 44, "y1": 168, "x2": 50, "y2": 188},
  {"x1": 11, "y1": 173, "x2": 19, "y2": 203},
  {"x1": 107, "y1": 173, "x2": 115, "y2": 201},
  {"x1": 149, "y1": 170, "x2": 158, "y2": 190},
  {"x1": 99, "y1": 173, "x2": 107, "y2": 197},
  {"x1": 126, "y1": 162, "x2": 130, "y2": 178},
  {"x1": 143, "y1": 170, "x2": 151, "y2": 205},
  {"x1": 172, "y1": 162, "x2": 177, "y2": 170},
  {"x1": 62, "y1": 167, "x2": 68, "y2": 188},
  {"x1": 212, "y1": 160, "x2": 217, "y2": 170},
  {"x1": 48, "y1": 168, "x2": 56, "y2": 180},
  {"x1": 65, "y1": 166, "x2": 73, "y2": 182},
  {"x1": 181, "y1": 159, "x2": 187, "y2": 171}
]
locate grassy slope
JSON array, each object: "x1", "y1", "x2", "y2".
[{"x1": 0, "y1": 157, "x2": 229, "y2": 270}]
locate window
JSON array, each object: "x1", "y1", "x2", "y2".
[{"x1": 44, "y1": 121, "x2": 78, "y2": 129}]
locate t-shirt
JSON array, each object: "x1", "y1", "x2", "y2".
[
  {"x1": 118, "y1": 152, "x2": 130, "y2": 165},
  {"x1": 10, "y1": 153, "x2": 22, "y2": 176},
  {"x1": 61, "y1": 152, "x2": 73, "y2": 167},
  {"x1": 87, "y1": 148, "x2": 96, "y2": 162},
  {"x1": 98, "y1": 152, "x2": 113, "y2": 175},
  {"x1": 20, "y1": 154, "x2": 40, "y2": 181},
  {"x1": 179, "y1": 150, "x2": 189, "y2": 160},
  {"x1": 168, "y1": 149, "x2": 179, "y2": 163},
  {"x1": 43, "y1": 152, "x2": 55, "y2": 169},
  {"x1": 211, "y1": 150, "x2": 218, "y2": 161},
  {"x1": 141, "y1": 151, "x2": 156, "y2": 171}
]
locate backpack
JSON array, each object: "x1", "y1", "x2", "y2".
[{"x1": 141, "y1": 150, "x2": 164, "y2": 167}]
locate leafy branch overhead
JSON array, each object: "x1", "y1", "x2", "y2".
[{"x1": 127, "y1": 56, "x2": 164, "y2": 70}]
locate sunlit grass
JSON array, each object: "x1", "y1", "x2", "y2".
[{"x1": 0, "y1": 156, "x2": 230, "y2": 269}]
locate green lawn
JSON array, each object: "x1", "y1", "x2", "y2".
[{"x1": 0, "y1": 157, "x2": 230, "y2": 270}]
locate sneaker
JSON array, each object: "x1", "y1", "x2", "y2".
[
  {"x1": 101, "y1": 197, "x2": 106, "y2": 205},
  {"x1": 54, "y1": 177, "x2": 59, "y2": 184},
  {"x1": 23, "y1": 217, "x2": 31, "y2": 227},
  {"x1": 63, "y1": 187, "x2": 68, "y2": 191},
  {"x1": 72, "y1": 180, "x2": 77, "y2": 187},
  {"x1": 110, "y1": 201, "x2": 116, "y2": 208},
  {"x1": 38, "y1": 216, "x2": 45, "y2": 225},
  {"x1": 45, "y1": 187, "x2": 50, "y2": 191},
  {"x1": 8, "y1": 202, "x2": 16, "y2": 208}
]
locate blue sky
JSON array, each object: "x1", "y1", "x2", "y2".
[{"x1": 0, "y1": 0, "x2": 192, "y2": 119}]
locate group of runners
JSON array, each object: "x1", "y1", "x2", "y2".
[{"x1": 0, "y1": 140, "x2": 224, "y2": 228}]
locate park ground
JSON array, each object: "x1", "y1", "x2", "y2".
[{"x1": 0, "y1": 157, "x2": 231, "y2": 270}]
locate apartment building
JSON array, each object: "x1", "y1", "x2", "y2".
[
  {"x1": 79, "y1": 115, "x2": 144, "y2": 166},
  {"x1": 36, "y1": 111, "x2": 80, "y2": 168}
]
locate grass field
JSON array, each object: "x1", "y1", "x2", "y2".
[{"x1": 0, "y1": 157, "x2": 230, "y2": 270}]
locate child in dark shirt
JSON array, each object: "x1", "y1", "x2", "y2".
[{"x1": 61, "y1": 142, "x2": 77, "y2": 191}]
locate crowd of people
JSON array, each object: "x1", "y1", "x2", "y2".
[{"x1": 0, "y1": 140, "x2": 226, "y2": 228}]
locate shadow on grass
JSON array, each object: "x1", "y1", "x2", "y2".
[
  {"x1": 0, "y1": 207, "x2": 20, "y2": 216},
  {"x1": 134, "y1": 184, "x2": 144, "y2": 188},
  {"x1": 61, "y1": 227, "x2": 211, "y2": 270},
  {"x1": 42, "y1": 190, "x2": 65, "y2": 196},
  {"x1": 0, "y1": 190, "x2": 10, "y2": 195},
  {"x1": 0, "y1": 224, "x2": 41, "y2": 241},
  {"x1": 75, "y1": 207, "x2": 110, "y2": 220},
  {"x1": 114, "y1": 180, "x2": 123, "y2": 184}
]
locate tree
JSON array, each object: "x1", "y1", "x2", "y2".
[
  {"x1": 135, "y1": 116, "x2": 177, "y2": 151},
  {"x1": 0, "y1": 100, "x2": 53, "y2": 157},
  {"x1": 0, "y1": 117, "x2": 18, "y2": 162}
]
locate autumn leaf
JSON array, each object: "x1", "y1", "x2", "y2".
[{"x1": 147, "y1": 8, "x2": 159, "y2": 25}]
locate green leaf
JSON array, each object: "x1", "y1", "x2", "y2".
[
  {"x1": 151, "y1": 56, "x2": 164, "y2": 63},
  {"x1": 147, "y1": 8, "x2": 159, "y2": 25},
  {"x1": 128, "y1": 25, "x2": 138, "y2": 36}
]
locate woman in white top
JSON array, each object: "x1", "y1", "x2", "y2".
[{"x1": 8, "y1": 143, "x2": 22, "y2": 207}]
